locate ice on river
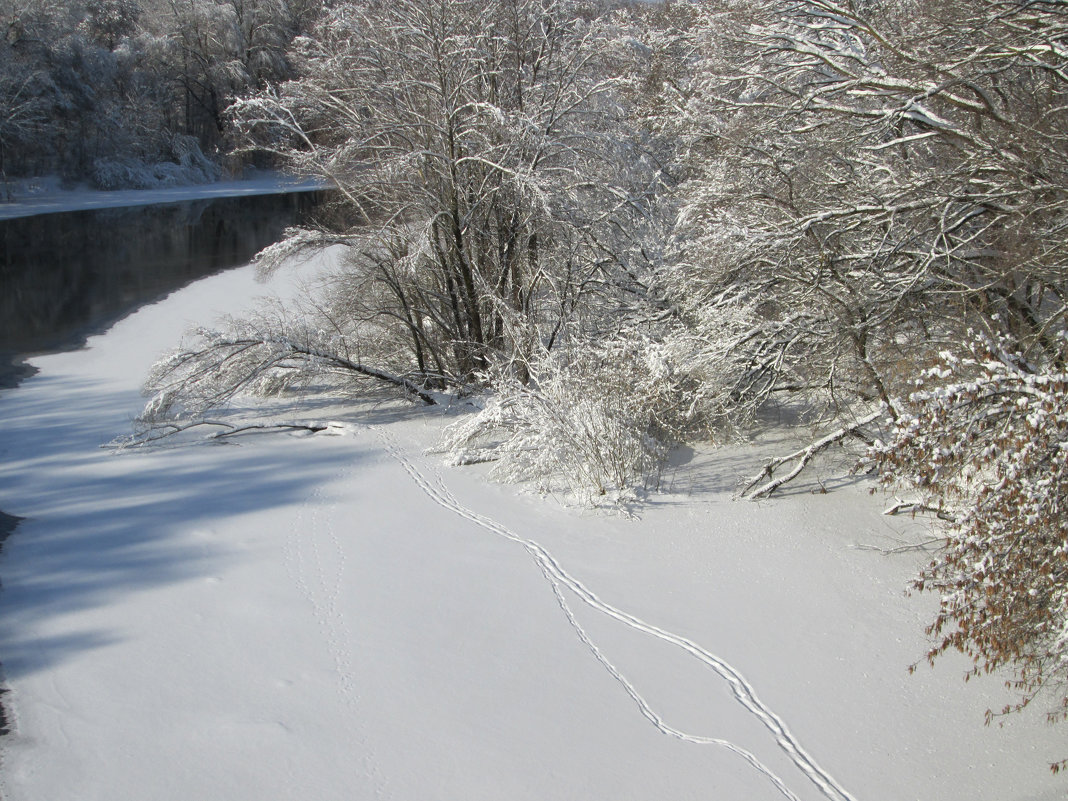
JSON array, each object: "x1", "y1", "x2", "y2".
[{"x1": 0, "y1": 248, "x2": 1061, "y2": 801}]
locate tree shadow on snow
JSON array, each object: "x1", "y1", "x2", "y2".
[{"x1": 0, "y1": 376, "x2": 369, "y2": 681}]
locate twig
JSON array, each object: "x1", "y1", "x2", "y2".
[{"x1": 883, "y1": 498, "x2": 959, "y2": 522}]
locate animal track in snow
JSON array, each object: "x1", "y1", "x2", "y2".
[
  {"x1": 372, "y1": 424, "x2": 858, "y2": 801},
  {"x1": 287, "y1": 484, "x2": 357, "y2": 707},
  {"x1": 284, "y1": 466, "x2": 387, "y2": 795}
]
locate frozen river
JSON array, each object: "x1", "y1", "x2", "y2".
[{"x1": 0, "y1": 187, "x2": 325, "y2": 387}]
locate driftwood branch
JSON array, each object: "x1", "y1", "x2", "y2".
[
  {"x1": 849, "y1": 538, "x2": 944, "y2": 555},
  {"x1": 740, "y1": 408, "x2": 884, "y2": 500}
]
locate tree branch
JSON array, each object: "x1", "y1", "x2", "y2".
[{"x1": 739, "y1": 408, "x2": 884, "y2": 500}]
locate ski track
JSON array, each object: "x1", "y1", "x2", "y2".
[{"x1": 370, "y1": 424, "x2": 859, "y2": 801}]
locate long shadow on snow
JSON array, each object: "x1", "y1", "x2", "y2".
[{"x1": 0, "y1": 380, "x2": 365, "y2": 680}]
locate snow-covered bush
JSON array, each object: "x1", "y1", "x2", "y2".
[
  {"x1": 437, "y1": 339, "x2": 695, "y2": 504},
  {"x1": 90, "y1": 157, "x2": 160, "y2": 190},
  {"x1": 168, "y1": 133, "x2": 221, "y2": 183},
  {"x1": 871, "y1": 334, "x2": 1068, "y2": 765},
  {"x1": 90, "y1": 135, "x2": 220, "y2": 190}
]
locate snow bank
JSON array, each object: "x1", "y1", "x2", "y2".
[
  {"x1": 0, "y1": 250, "x2": 1061, "y2": 800},
  {"x1": 0, "y1": 174, "x2": 329, "y2": 221}
]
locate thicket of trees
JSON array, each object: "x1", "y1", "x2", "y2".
[
  {"x1": 678, "y1": 1, "x2": 1068, "y2": 760},
  {"x1": 0, "y1": 0, "x2": 319, "y2": 190},
  {"x1": 103, "y1": 0, "x2": 1068, "y2": 767}
]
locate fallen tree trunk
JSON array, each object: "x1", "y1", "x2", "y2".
[{"x1": 739, "y1": 408, "x2": 885, "y2": 500}]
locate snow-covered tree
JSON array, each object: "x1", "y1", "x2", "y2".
[
  {"x1": 81, "y1": 0, "x2": 142, "y2": 49},
  {"x1": 871, "y1": 334, "x2": 1068, "y2": 770},
  {"x1": 156, "y1": 0, "x2": 296, "y2": 143},
  {"x1": 133, "y1": 0, "x2": 689, "y2": 500},
  {"x1": 0, "y1": 60, "x2": 51, "y2": 196},
  {"x1": 0, "y1": 0, "x2": 315, "y2": 184},
  {"x1": 666, "y1": 0, "x2": 1068, "y2": 756},
  {"x1": 664, "y1": 0, "x2": 1068, "y2": 490},
  {"x1": 226, "y1": 0, "x2": 666, "y2": 385}
]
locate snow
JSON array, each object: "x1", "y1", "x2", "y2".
[
  {"x1": 0, "y1": 173, "x2": 330, "y2": 220},
  {"x1": 0, "y1": 250, "x2": 1063, "y2": 801}
]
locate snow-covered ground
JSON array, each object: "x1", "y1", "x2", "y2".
[
  {"x1": 0, "y1": 174, "x2": 329, "y2": 220},
  {"x1": 0, "y1": 250, "x2": 1062, "y2": 800}
]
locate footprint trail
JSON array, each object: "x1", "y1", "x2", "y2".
[
  {"x1": 373, "y1": 424, "x2": 858, "y2": 801},
  {"x1": 285, "y1": 465, "x2": 386, "y2": 796}
]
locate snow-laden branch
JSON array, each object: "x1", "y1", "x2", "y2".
[
  {"x1": 870, "y1": 334, "x2": 1068, "y2": 751},
  {"x1": 136, "y1": 313, "x2": 440, "y2": 443}
]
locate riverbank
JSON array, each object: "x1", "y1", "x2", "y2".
[
  {"x1": 0, "y1": 173, "x2": 330, "y2": 221},
  {"x1": 0, "y1": 187, "x2": 326, "y2": 393},
  {"x1": 0, "y1": 249, "x2": 1061, "y2": 800}
]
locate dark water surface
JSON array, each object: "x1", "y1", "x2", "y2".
[{"x1": 0, "y1": 191, "x2": 327, "y2": 388}]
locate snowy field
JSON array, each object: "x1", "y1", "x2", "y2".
[
  {"x1": 0, "y1": 174, "x2": 329, "y2": 220},
  {"x1": 0, "y1": 249, "x2": 1063, "y2": 800}
]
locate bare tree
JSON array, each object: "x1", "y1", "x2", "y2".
[
  {"x1": 664, "y1": 0, "x2": 1068, "y2": 489},
  {"x1": 0, "y1": 65, "x2": 51, "y2": 198},
  {"x1": 153, "y1": 0, "x2": 296, "y2": 143},
  {"x1": 227, "y1": 0, "x2": 661, "y2": 385}
]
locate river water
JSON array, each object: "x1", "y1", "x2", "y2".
[{"x1": 0, "y1": 191, "x2": 326, "y2": 388}]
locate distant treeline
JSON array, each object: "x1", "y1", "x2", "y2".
[{"x1": 0, "y1": 0, "x2": 322, "y2": 188}]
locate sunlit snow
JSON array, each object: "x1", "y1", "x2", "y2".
[{"x1": 0, "y1": 248, "x2": 1061, "y2": 801}]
